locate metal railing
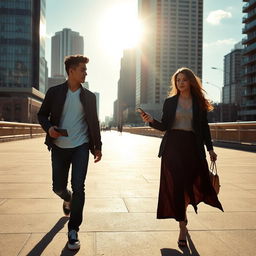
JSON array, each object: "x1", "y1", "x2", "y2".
[
  {"x1": 209, "y1": 121, "x2": 256, "y2": 145},
  {"x1": 0, "y1": 121, "x2": 45, "y2": 142},
  {"x1": 122, "y1": 121, "x2": 256, "y2": 146},
  {"x1": 1, "y1": 121, "x2": 256, "y2": 146}
]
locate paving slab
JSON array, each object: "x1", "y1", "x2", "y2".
[
  {"x1": 19, "y1": 232, "x2": 95, "y2": 256},
  {"x1": 0, "y1": 198, "x2": 128, "y2": 215},
  {"x1": 96, "y1": 231, "x2": 239, "y2": 256},
  {"x1": 0, "y1": 234, "x2": 30, "y2": 256},
  {"x1": 0, "y1": 131, "x2": 255, "y2": 256},
  {"x1": 212, "y1": 230, "x2": 256, "y2": 256}
]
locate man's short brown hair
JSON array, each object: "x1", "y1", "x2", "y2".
[{"x1": 64, "y1": 55, "x2": 89, "y2": 75}]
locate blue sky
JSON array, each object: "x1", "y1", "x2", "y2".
[{"x1": 45, "y1": 0, "x2": 244, "y2": 120}]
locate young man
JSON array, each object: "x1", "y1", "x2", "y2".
[{"x1": 38, "y1": 55, "x2": 102, "y2": 250}]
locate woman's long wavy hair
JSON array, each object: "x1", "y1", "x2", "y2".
[{"x1": 169, "y1": 67, "x2": 213, "y2": 111}]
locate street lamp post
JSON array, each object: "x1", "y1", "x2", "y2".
[
  {"x1": 205, "y1": 81, "x2": 222, "y2": 122},
  {"x1": 211, "y1": 66, "x2": 234, "y2": 122}
]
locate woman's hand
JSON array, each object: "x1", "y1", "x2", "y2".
[
  {"x1": 140, "y1": 112, "x2": 153, "y2": 123},
  {"x1": 209, "y1": 150, "x2": 217, "y2": 162}
]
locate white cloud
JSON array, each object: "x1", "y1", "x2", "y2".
[
  {"x1": 206, "y1": 10, "x2": 232, "y2": 25},
  {"x1": 204, "y1": 38, "x2": 237, "y2": 48}
]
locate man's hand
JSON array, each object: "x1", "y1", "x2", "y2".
[
  {"x1": 48, "y1": 126, "x2": 61, "y2": 138},
  {"x1": 94, "y1": 150, "x2": 102, "y2": 163},
  {"x1": 209, "y1": 150, "x2": 217, "y2": 162}
]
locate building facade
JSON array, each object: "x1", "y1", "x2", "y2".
[
  {"x1": 136, "y1": 0, "x2": 203, "y2": 118},
  {"x1": 47, "y1": 76, "x2": 66, "y2": 90},
  {"x1": 117, "y1": 49, "x2": 136, "y2": 125},
  {"x1": 222, "y1": 42, "x2": 243, "y2": 121},
  {"x1": 51, "y1": 28, "x2": 84, "y2": 77},
  {"x1": 240, "y1": 0, "x2": 256, "y2": 120},
  {"x1": 0, "y1": 0, "x2": 46, "y2": 122},
  {"x1": 0, "y1": 0, "x2": 46, "y2": 93},
  {"x1": 223, "y1": 42, "x2": 243, "y2": 105},
  {"x1": 0, "y1": 88, "x2": 44, "y2": 123}
]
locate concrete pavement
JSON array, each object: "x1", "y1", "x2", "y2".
[{"x1": 0, "y1": 131, "x2": 256, "y2": 256}]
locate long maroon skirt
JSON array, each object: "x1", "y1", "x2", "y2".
[{"x1": 157, "y1": 129, "x2": 223, "y2": 221}]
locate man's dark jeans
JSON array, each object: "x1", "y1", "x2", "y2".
[{"x1": 51, "y1": 142, "x2": 89, "y2": 232}]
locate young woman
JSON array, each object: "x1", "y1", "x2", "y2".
[{"x1": 140, "y1": 67, "x2": 223, "y2": 247}]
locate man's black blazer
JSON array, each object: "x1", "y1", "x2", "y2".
[
  {"x1": 150, "y1": 94, "x2": 213, "y2": 158},
  {"x1": 37, "y1": 81, "x2": 102, "y2": 154}
]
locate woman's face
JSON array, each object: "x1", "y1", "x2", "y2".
[{"x1": 176, "y1": 72, "x2": 191, "y2": 93}]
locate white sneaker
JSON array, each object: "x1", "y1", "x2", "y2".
[{"x1": 67, "y1": 230, "x2": 80, "y2": 250}]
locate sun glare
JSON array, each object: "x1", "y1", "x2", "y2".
[
  {"x1": 100, "y1": 2, "x2": 143, "y2": 57},
  {"x1": 40, "y1": 21, "x2": 46, "y2": 38}
]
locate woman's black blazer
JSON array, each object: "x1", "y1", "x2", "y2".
[{"x1": 150, "y1": 94, "x2": 213, "y2": 158}]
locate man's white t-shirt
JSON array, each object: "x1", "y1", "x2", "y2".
[{"x1": 54, "y1": 88, "x2": 89, "y2": 148}]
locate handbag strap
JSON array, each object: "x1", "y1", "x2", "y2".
[{"x1": 210, "y1": 161, "x2": 218, "y2": 175}]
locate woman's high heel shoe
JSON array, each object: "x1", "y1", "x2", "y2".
[
  {"x1": 178, "y1": 239, "x2": 187, "y2": 247},
  {"x1": 178, "y1": 222, "x2": 188, "y2": 247}
]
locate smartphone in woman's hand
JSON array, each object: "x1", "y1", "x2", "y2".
[{"x1": 136, "y1": 107, "x2": 146, "y2": 115}]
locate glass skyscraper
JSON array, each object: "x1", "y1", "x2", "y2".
[
  {"x1": 0, "y1": 0, "x2": 46, "y2": 122},
  {"x1": 136, "y1": 0, "x2": 203, "y2": 119},
  {"x1": 0, "y1": 0, "x2": 46, "y2": 93},
  {"x1": 51, "y1": 28, "x2": 84, "y2": 77}
]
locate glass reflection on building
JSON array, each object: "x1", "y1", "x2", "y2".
[{"x1": 0, "y1": 0, "x2": 46, "y2": 93}]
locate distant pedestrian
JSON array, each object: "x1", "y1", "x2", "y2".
[
  {"x1": 140, "y1": 67, "x2": 223, "y2": 247},
  {"x1": 38, "y1": 55, "x2": 102, "y2": 250},
  {"x1": 118, "y1": 123, "x2": 123, "y2": 134}
]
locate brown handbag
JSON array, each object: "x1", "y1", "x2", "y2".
[{"x1": 209, "y1": 161, "x2": 220, "y2": 194}]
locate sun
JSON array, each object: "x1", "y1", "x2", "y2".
[{"x1": 100, "y1": 2, "x2": 143, "y2": 57}]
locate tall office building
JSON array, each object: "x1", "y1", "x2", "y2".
[
  {"x1": 222, "y1": 42, "x2": 243, "y2": 121},
  {"x1": 0, "y1": 0, "x2": 46, "y2": 122},
  {"x1": 117, "y1": 49, "x2": 136, "y2": 124},
  {"x1": 223, "y1": 42, "x2": 243, "y2": 105},
  {"x1": 136, "y1": 0, "x2": 203, "y2": 118},
  {"x1": 240, "y1": 0, "x2": 256, "y2": 121},
  {"x1": 51, "y1": 28, "x2": 84, "y2": 77},
  {"x1": 0, "y1": 0, "x2": 46, "y2": 92}
]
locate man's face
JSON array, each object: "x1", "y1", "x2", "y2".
[{"x1": 70, "y1": 62, "x2": 87, "y2": 83}]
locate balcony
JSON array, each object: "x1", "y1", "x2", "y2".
[
  {"x1": 242, "y1": 88, "x2": 256, "y2": 96},
  {"x1": 243, "y1": 11, "x2": 256, "y2": 23},
  {"x1": 243, "y1": 78, "x2": 256, "y2": 86},
  {"x1": 242, "y1": 32, "x2": 256, "y2": 44},
  {"x1": 243, "y1": 19, "x2": 256, "y2": 33},
  {"x1": 242, "y1": 55, "x2": 256, "y2": 65},
  {"x1": 243, "y1": 0, "x2": 256, "y2": 13},
  {"x1": 245, "y1": 100, "x2": 256, "y2": 106},
  {"x1": 243, "y1": 41, "x2": 256, "y2": 55},
  {"x1": 244, "y1": 68, "x2": 256, "y2": 76}
]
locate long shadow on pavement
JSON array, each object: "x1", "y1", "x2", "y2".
[
  {"x1": 161, "y1": 232, "x2": 200, "y2": 256},
  {"x1": 26, "y1": 216, "x2": 69, "y2": 256}
]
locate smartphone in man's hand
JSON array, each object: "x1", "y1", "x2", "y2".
[{"x1": 54, "y1": 127, "x2": 68, "y2": 137}]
